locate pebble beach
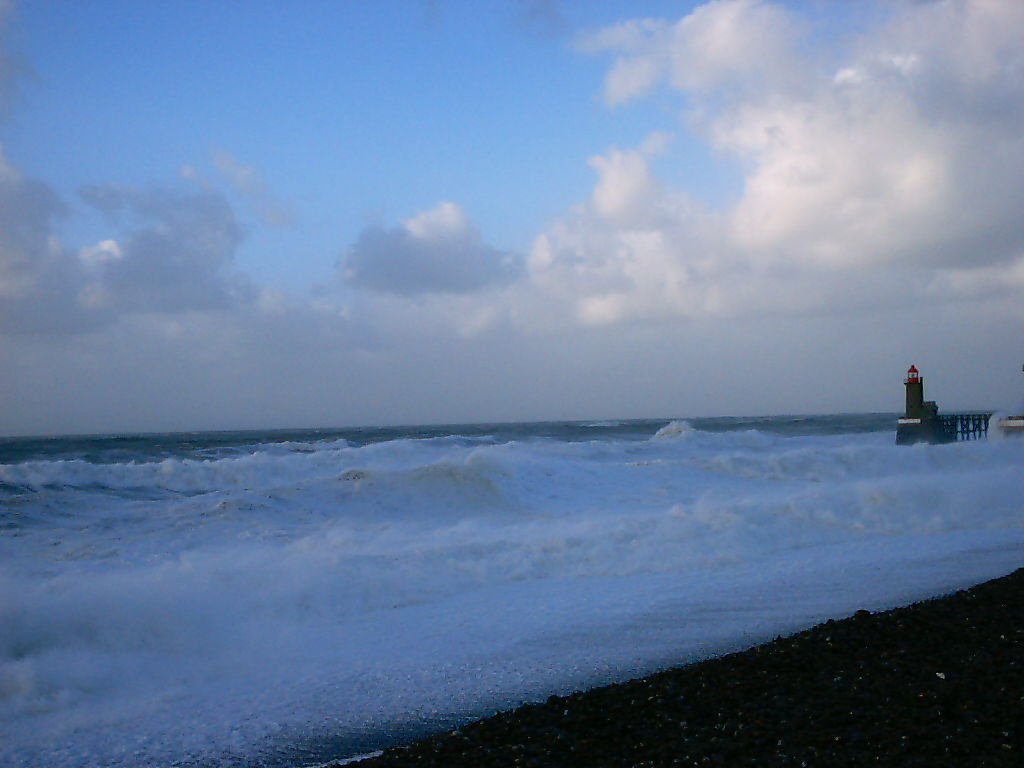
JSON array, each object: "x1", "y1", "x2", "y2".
[{"x1": 350, "y1": 566, "x2": 1024, "y2": 767}]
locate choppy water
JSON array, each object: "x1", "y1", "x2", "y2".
[{"x1": 2, "y1": 415, "x2": 1022, "y2": 766}]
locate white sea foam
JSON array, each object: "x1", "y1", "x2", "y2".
[
  {"x1": 1, "y1": 423, "x2": 1023, "y2": 766},
  {"x1": 652, "y1": 419, "x2": 695, "y2": 439}
]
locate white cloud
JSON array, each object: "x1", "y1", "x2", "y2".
[
  {"x1": 723, "y1": 97, "x2": 959, "y2": 269},
  {"x1": 0, "y1": 150, "x2": 256, "y2": 335},
  {"x1": 588, "y1": 133, "x2": 673, "y2": 226},
  {"x1": 344, "y1": 201, "x2": 522, "y2": 295},
  {"x1": 528, "y1": 136, "x2": 727, "y2": 326},
  {"x1": 0, "y1": 143, "x2": 96, "y2": 333},
  {"x1": 6, "y1": 0, "x2": 1024, "y2": 435},
  {"x1": 577, "y1": 0, "x2": 803, "y2": 106},
  {"x1": 403, "y1": 201, "x2": 469, "y2": 239},
  {"x1": 575, "y1": 18, "x2": 670, "y2": 106},
  {"x1": 575, "y1": 17, "x2": 665, "y2": 56},
  {"x1": 544, "y1": 0, "x2": 1024, "y2": 326},
  {"x1": 78, "y1": 239, "x2": 123, "y2": 267},
  {"x1": 666, "y1": 0, "x2": 802, "y2": 92},
  {"x1": 720, "y1": 0, "x2": 1024, "y2": 273},
  {"x1": 78, "y1": 184, "x2": 253, "y2": 314}
]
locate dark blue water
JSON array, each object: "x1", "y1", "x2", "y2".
[{"x1": 0, "y1": 413, "x2": 897, "y2": 465}]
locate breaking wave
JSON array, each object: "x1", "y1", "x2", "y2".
[
  {"x1": 652, "y1": 419, "x2": 695, "y2": 440},
  {"x1": 2, "y1": 420, "x2": 1023, "y2": 767}
]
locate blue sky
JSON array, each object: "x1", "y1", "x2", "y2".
[
  {"x1": 6, "y1": 1, "x2": 703, "y2": 287},
  {"x1": 2, "y1": 1, "x2": 1024, "y2": 435}
]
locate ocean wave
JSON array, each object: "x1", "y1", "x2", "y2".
[
  {"x1": 3, "y1": 426, "x2": 1024, "y2": 767},
  {"x1": 0, "y1": 444, "x2": 356, "y2": 496},
  {"x1": 652, "y1": 420, "x2": 696, "y2": 440}
]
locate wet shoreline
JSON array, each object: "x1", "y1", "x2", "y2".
[{"x1": 341, "y1": 565, "x2": 1024, "y2": 767}]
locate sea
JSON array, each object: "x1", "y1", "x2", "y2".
[{"x1": 2, "y1": 414, "x2": 1023, "y2": 767}]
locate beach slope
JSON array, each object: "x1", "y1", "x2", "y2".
[{"x1": 350, "y1": 566, "x2": 1024, "y2": 767}]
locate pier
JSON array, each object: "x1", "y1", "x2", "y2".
[
  {"x1": 895, "y1": 365, "x2": 992, "y2": 445},
  {"x1": 937, "y1": 413, "x2": 990, "y2": 442}
]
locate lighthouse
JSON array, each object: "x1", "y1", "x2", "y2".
[
  {"x1": 895, "y1": 365, "x2": 991, "y2": 444},
  {"x1": 904, "y1": 365, "x2": 924, "y2": 418},
  {"x1": 896, "y1": 365, "x2": 944, "y2": 444}
]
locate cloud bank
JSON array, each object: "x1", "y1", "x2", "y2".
[
  {"x1": 4, "y1": 0, "x2": 1024, "y2": 434},
  {"x1": 0, "y1": 158, "x2": 253, "y2": 335},
  {"x1": 344, "y1": 202, "x2": 522, "y2": 295},
  {"x1": 544, "y1": 0, "x2": 1024, "y2": 328}
]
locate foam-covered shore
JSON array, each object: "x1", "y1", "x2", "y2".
[
  {"x1": 5, "y1": 420, "x2": 1023, "y2": 766},
  {"x1": 348, "y1": 566, "x2": 1024, "y2": 767}
]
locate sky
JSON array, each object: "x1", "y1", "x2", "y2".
[{"x1": 1, "y1": 0, "x2": 1023, "y2": 436}]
